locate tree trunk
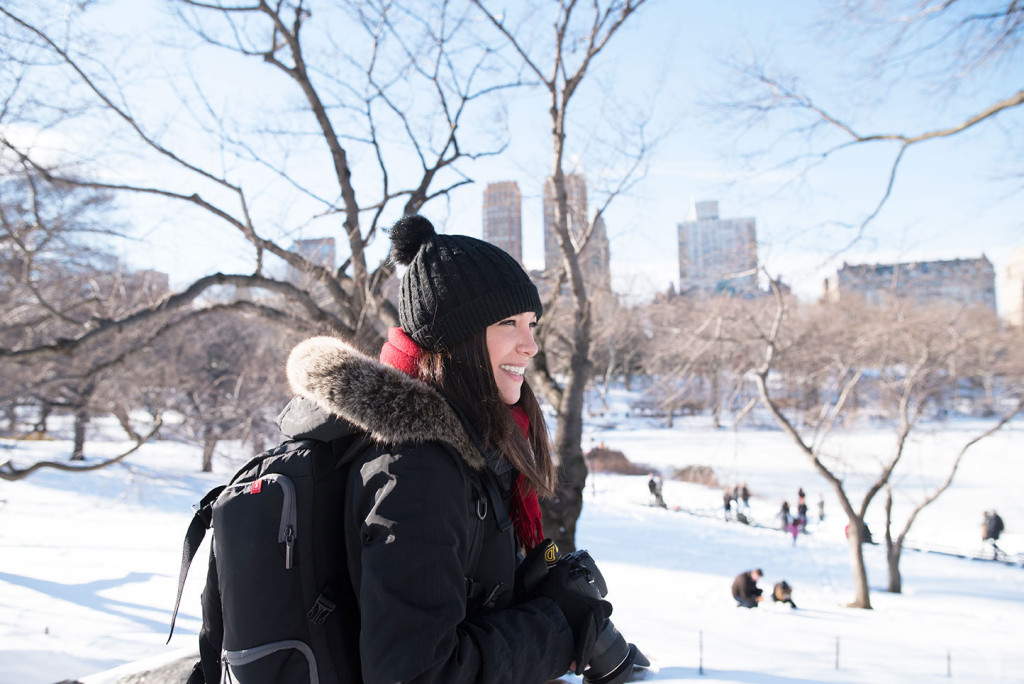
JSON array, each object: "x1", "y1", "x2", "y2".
[
  {"x1": 600, "y1": 342, "x2": 616, "y2": 410},
  {"x1": 71, "y1": 407, "x2": 88, "y2": 461},
  {"x1": 886, "y1": 544, "x2": 903, "y2": 593},
  {"x1": 202, "y1": 429, "x2": 217, "y2": 473},
  {"x1": 112, "y1": 404, "x2": 141, "y2": 441},
  {"x1": 33, "y1": 402, "x2": 51, "y2": 435},
  {"x1": 711, "y1": 366, "x2": 722, "y2": 429},
  {"x1": 847, "y1": 518, "x2": 873, "y2": 609},
  {"x1": 543, "y1": 344, "x2": 592, "y2": 553},
  {"x1": 883, "y1": 486, "x2": 903, "y2": 593}
]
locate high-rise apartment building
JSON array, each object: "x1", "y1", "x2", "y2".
[
  {"x1": 677, "y1": 199, "x2": 758, "y2": 296},
  {"x1": 1003, "y1": 245, "x2": 1024, "y2": 327},
  {"x1": 482, "y1": 181, "x2": 523, "y2": 262},
  {"x1": 542, "y1": 174, "x2": 611, "y2": 290},
  {"x1": 824, "y1": 256, "x2": 997, "y2": 313}
]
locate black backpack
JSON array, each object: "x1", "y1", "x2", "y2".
[
  {"x1": 168, "y1": 429, "x2": 508, "y2": 684},
  {"x1": 168, "y1": 433, "x2": 367, "y2": 684}
]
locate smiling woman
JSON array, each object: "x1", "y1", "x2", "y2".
[{"x1": 188, "y1": 213, "x2": 633, "y2": 683}]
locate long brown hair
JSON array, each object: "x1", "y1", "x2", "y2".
[{"x1": 419, "y1": 329, "x2": 555, "y2": 497}]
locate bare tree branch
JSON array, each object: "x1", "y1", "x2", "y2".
[{"x1": 0, "y1": 417, "x2": 162, "y2": 480}]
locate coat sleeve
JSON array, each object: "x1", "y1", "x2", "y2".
[{"x1": 347, "y1": 443, "x2": 573, "y2": 684}]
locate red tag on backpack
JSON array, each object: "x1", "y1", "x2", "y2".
[{"x1": 251, "y1": 480, "x2": 262, "y2": 494}]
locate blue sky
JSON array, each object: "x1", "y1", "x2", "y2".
[
  {"x1": 29, "y1": 0, "x2": 1020, "y2": 307},
  {"x1": 443, "y1": 1, "x2": 1024, "y2": 304}
]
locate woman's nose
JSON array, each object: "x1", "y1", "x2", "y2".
[{"x1": 518, "y1": 325, "x2": 538, "y2": 357}]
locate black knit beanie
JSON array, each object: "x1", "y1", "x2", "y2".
[{"x1": 388, "y1": 214, "x2": 542, "y2": 350}]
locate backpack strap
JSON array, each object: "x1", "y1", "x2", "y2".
[
  {"x1": 463, "y1": 466, "x2": 514, "y2": 611},
  {"x1": 440, "y1": 398, "x2": 513, "y2": 536},
  {"x1": 479, "y1": 465, "x2": 512, "y2": 535},
  {"x1": 167, "y1": 484, "x2": 225, "y2": 643},
  {"x1": 439, "y1": 398, "x2": 516, "y2": 608}
]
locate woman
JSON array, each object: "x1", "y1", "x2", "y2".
[{"x1": 281, "y1": 215, "x2": 610, "y2": 683}]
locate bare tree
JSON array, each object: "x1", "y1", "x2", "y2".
[
  {"x1": 156, "y1": 309, "x2": 296, "y2": 472},
  {"x1": 0, "y1": 0, "x2": 518, "y2": 375},
  {"x1": 473, "y1": 0, "x2": 651, "y2": 551},
  {"x1": 716, "y1": 0, "x2": 1023, "y2": 249},
  {"x1": 590, "y1": 292, "x2": 647, "y2": 404},
  {"x1": 752, "y1": 284, "x2": 1023, "y2": 607},
  {"x1": 875, "y1": 309, "x2": 1024, "y2": 592},
  {"x1": 640, "y1": 292, "x2": 766, "y2": 427},
  {"x1": 0, "y1": 161, "x2": 170, "y2": 459}
]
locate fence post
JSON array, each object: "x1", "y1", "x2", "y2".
[{"x1": 699, "y1": 630, "x2": 704, "y2": 675}]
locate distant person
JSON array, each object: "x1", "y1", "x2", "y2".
[
  {"x1": 797, "y1": 487, "x2": 806, "y2": 506},
  {"x1": 787, "y1": 517, "x2": 801, "y2": 545},
  {"x1": 796, "y1": 500, "x2": 808, "y2": 531},
  {"x1": 778, "y1": 501, "x2": 791, "y2": 531},
  {"x1": 731, "y1": 568, "x2": 764, "y2": 608},
  {"x1": 983, "y1": 510, "x2": 1004, "y2": 541},
  {"x1": 983, "y1": 510, "x2": 1004, "y2": 559},
  {"x1": 648, "y1": 472, "x2": 667, "y2": 509},
  {"x1": 723, "y1": 488, "x2": 733, "y2": 521},
  {"x1": 740, "y1": 483, "x2": 751, "y2": 513},
  {"x1": 817, "y1": 493, "x2": 825, "y2": 523},
  {"x1": 772, "y1": 580, "x2": 797, "y2": 609}
]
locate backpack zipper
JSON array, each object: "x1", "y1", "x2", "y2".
[{"x1": 240, "y1": 472, "x2": 298, "y2": 570}]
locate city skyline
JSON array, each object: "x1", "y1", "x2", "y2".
[
  {"x1": 476, "y1": 177, "x2": 1010, "y2": 319},
  {"x1": 30, "y1": 2, "x2": 1016, "y2": 314}
]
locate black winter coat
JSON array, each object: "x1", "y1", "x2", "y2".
[
  {"x1": 731, "y1": 571, "x2": 762, "y2": 601},
  {"x1": 278, "y1": 336, "x2": 573, "y2": 683}
]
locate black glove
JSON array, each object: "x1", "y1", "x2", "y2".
[
  {"x1": 535, "y1": 558, "x2": 613, "y2": 675},
  {"x1": 515, "y1": 538, "x2": 558, "y2": 602}
]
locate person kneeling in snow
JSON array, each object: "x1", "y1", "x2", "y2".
[
  {"x1": 772, "y1": 580, "x2": 797, "y2": 609},
  {"x1": 731, "y1": 568, "x2": 764, "y2": 608}
]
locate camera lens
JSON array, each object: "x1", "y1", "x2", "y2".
[
  {"x1": 540, "y1": 546, "x2": 649, "y2": 684},
  {"x1": 582, "y1": 622, "x2": 649, "y2": 684}
]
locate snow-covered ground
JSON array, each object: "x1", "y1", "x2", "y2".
[{"x1": 1, "y1": 406, "x2": 1022, "y2": 683}]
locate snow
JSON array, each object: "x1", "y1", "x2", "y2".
[{"x1": 2, "y1": 407, "x2": 1023, "y2": 684}]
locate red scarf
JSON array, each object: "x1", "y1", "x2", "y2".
[
  {"x1": 509, "y1": 405, "x2": 546, "y2": 551},
  {"x1": 380, "y1": 327, "x2": 545, "y2": 551}
]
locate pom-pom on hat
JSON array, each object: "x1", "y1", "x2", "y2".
[{"x1": 388, "y1": 214, "x2": 542, "y2": 350}]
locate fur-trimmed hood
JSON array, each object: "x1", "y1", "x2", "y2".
[{"x1": 281, "y1": 335, "x2": 484, "y2": 471}]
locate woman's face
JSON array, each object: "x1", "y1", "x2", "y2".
[{"x1": 485, "y1": 311, "x2": 539, "y2": 405}]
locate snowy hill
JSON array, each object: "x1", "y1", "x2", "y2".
[{"x1": 1, "y1": 410, "x2": 1022, "y2": 683}]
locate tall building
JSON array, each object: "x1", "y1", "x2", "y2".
[
  {"x1": 542, "y1": 174, "x2": 611, "y2": 290},
  {"x1": 1003, "y1": 245, "x2": 1024, "y2": 327},
  {"x1": 482, "y1": 181, "x2": 523, "y2": 262},
  {"x1": 677, "y1": 199, "x2": 758, "y2": 296},
  {"x1": 823, "y1": 256, "x2": 996, "y2": 313}
]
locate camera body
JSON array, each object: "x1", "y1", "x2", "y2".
[{"x1": 546, "y1": 549, "x2": 648, "y2": 684}]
